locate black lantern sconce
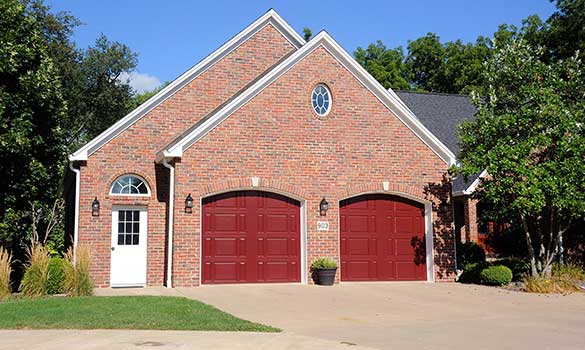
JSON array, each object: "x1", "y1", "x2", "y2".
[
  {"x1": 185, "y1": 193, "x2": 194, "y2": 214},
  {"x1": 319, "y1": 198, "x2": 329, "y2": 216},
  {"x1": 91, "y1": 197, "x2": 100, "y2": 217}
]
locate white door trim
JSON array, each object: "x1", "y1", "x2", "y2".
[{"x1": 110, "y1": 205, "x2": 148, "y2": 287}]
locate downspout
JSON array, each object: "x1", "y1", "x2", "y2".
[
  {"x1": 162, "y1": 158, "x2": 175, "y2": 288},
  {"x1": 68, "y1": 161, "x2": 81, "y2": 262}
]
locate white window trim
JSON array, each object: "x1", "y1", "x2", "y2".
[
  {"x1": 109, "y1": 174, "x2": 151, "y2": 196},
  {"x1": 312, "y1": 83, "x2": 332, "y2": 116}
]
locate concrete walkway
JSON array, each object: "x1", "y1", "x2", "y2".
[
  {"x1": 4, "y1": 283, "x2": 584, "y2": 349},
  {"x1": 174, "y1": 283, "x2": 585, "y2": 350},
  {"x1": 97, "y1": 283, "x2": 585, "y2": 350},
  {"x1": 0, "y1": 329, "x2": 376, "y2": 350}
]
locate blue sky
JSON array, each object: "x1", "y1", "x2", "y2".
[{"x1": 46, "y1": 0, "x2": 555, "y2": 93}]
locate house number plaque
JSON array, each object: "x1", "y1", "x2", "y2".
[{"x1": 317, "y1": 221, "x2": 329, "y2": 231}]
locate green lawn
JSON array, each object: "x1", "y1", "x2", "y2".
[{"x1": 0, "y1": 296, "x2": 279, "y2": 332}]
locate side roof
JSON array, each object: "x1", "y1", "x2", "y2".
[
  {"x1": 69, "y1": 9, "x2": 305, "y2": 161},
  {"x1": 394, "y1": 90, "x2": 477, "y2": 155},
  {"x1": 394, "y1": 90, "x2": 482, "y2": 194},
  {"x1": 158, "y1": 31, "x2": 457, "y2": 166}
]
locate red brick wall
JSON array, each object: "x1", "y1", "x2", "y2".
[
  {"x1": 76, "y1": 24, "x2": 296, "y2": 287},
  {"x1": 172, "y1": 47, "x2": 456, "y2": 286}
]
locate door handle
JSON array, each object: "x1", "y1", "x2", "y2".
[{"x1": 111, "y1": 247, "x2": 115, "y2": 251}]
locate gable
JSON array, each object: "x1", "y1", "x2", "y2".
[
  {"x1": 69, "y1": 9, "x2": 304, "y2": 161},
  {"x1": 159, "y1": 32, "x2": 456, "y2": 166}
]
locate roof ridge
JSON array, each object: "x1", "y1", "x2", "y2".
[{"x1": 394, "y1": 89, "x2": 472, "y2": 98}]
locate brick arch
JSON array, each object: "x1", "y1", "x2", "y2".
[
  {"x1": 337, "y1": 182, "x2": 428, "y2": 204},
  {"x1": 105, "y1": 170, "x2": 154, "y2": 197},
  {"x1": 198, "y1": 177, "x2": 308, "y2": 202}
]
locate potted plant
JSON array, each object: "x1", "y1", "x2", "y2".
[{"x1": 311, "y1": 258, "x2": 338, "y2": 286}]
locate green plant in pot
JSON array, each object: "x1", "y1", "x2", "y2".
[{"x1": 311, "y1": 258, "x2": 337, "y2": 286}]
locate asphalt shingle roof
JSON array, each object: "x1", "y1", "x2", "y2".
[{"x1": 394, "y1": 90, "x2": 478, "y2": 192}]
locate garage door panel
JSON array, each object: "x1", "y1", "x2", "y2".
[
  {"x1": 261, "y1": 237, "x2": 289, "y2": 256},
  {"x1": 346, "y1": 237, "x2": 371, "y2": 255},
  {"x1": 264, "y1": 214, "x2": 289, "y2": 232},
  {"x1": 341, "y1": 194, "x2": 426, "y2": 281},
  {"x1": 347, "y1": 215, "x2": 369, "y2": 233},
  {"x1": 203, "y1": 191, "x2": 300, "y2": 284},
  {"x1": 213, "y1": 213, "x2": 239, "y2": 232}
]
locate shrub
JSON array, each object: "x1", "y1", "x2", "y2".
[
  {"x1": 524, "y1": 262, "x2": 585, "y2": 294},
  {"x1": 496, "y1": 258, "x2": 530, "y2": 281},
  {"x1": 457, "y1": 242, "x2": 486, "y2": 270},
  {"x1": 64, "y1": 245, "x2": 94, "y2": 296},
  {"x1": 0, "y1": 247, "x2": 12, "y2": 301},
  {"x1": 311, "y1": 258, "x2": 337, "y2": 270},
  {"x1": 479, "y1": 265, "x2": 513, "y2": 286},
  {"x1": 20, "y1": 244, "x2": 50, "y2": 297},
  {"x1": 458, "y1": 262, "x2": 489, "y2": 284},
  {"x1": 46, "y1": 257, "x2": 66, "y2": 295}
]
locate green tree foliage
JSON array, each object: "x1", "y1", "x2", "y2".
[
  {"x1": 456, "y1": 39, "x2": 585, "y2": 276},
  {"x1": 0, "y1": 0, "x2": 66, "y2": 257},
  {"x1": 546, "y1": 0, "x2": 585, "y2": 61},
  {"x1": 302, "y1": 27, "x2": 312, "y2": 41},
  {"x1": 1, "y1": 0, "x2": 138, "y2": 272},
  {"x1": 354, "y1": 41, "x2": 409, "y2": 90},
  {"x1": 354, "y1": 34, "x2": 490, "y2": 94},
  {"x1": 132, "y1": 81, "x2": 170, "y2": 108}
]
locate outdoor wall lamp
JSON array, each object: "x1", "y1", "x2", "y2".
[
  {"x1": 91, "y1": 197, "x2": 100, "y2": 217},
  {"x1": 185, "y1": 193, "x2": 194, "y2": 214},
  {"x1": 319, "y1": 198, "x2": 329, "y2": 216}
]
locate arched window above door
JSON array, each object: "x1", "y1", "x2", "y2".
[{"x1": 110, "y1": 175, "x2": 150, "y2": 195}]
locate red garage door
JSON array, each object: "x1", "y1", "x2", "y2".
[
  {"x1": 340, "y1": 194, "x2": 427, "y2": 281},
  {"x1": 202, "y1": 191, "x2": 300, "y2": 284}
]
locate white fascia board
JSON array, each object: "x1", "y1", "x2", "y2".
[
  {"x1": 68, "y1": 9, "x2": 304, "y2": 162},
  {"x1": 165, "y1": 31, "x2": 457, "y2": 166},
  {"x1": 464, "y1": 169, "x2": 488, "y2": 195},
  {"x1": 452, "y1": 169, "x2": 488, "y2": 197}
]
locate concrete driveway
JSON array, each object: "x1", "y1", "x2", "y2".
[{"x1": 171, "y1": 283, "x2": 585, "y2": 350}]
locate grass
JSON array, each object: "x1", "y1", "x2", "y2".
[{"x1": 0, "y1": 296, "x2": 279, "y2": 332}]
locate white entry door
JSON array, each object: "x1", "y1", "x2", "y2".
[{"x1": 110, "y1": 207, "x2": 147, "y2": 287}]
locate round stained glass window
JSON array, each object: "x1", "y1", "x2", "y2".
[{"x1": 311, "y1": 84, "x2": 331, "y2": 116}]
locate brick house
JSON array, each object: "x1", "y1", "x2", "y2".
[{"x1": 67, "y1": 10, "x2": 460, "y2": 288}]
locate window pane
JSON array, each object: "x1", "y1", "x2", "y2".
[
  {"x1": 125, "y1": 234, "x2": 132, "y2": 245},
  {"x1": 132, "y1": 234, "x2": 139, "y2": 245},
  {"x1": 133, "y1": 211, "x2": 139, "y2": 221},
  {"x1": 137, "y1": 182, "x2": 147, "y2": 194},
  {"x1": 118, "y1": 234, "x2": 125, "y2": 245},
  {"x1": 118, "y1": 223, "x2": 124, "y2": 233},
  {"x1": 133, "y1": 223, "x2": 140, "y2": 234},
  {"x1": 118, "y1": 211, "x2": 124, "y2": 221},
  {"x1": 125, "y1": 211, "x2": 133, "y2": 221},
  {"x1": 126, "y1": 223, "x2": 133, "y2": 233}
]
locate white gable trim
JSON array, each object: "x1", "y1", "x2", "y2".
[
  {"x1": 452, "y1": 169, "x2": 488, "y2": 196},
  {"x1": 69, "y1": 9, "x2": 305, "y2": 161},
  {"x1": 159, "y1": 31, "x2": 456, "y2": 165}
]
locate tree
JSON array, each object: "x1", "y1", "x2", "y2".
[
  {"x1": 76, "y1": 34, "x2": 137, "y2": 143},
  {"x1": 456, "y1": 39, "x2": 585, "y2": 276},
  {"x1": 405, "y1": 33, "x2": 446, "y2": 92},
  {"x1": 0, "y1": 0, "x2": 66, "y2": 258},
  {"x1": 354, "y1": 41, "x2": 409, "y2": 90},
  {"x1": 302, "y1": 27, "x2": 312, "y2": 41},
  {"x1": 546, "y1": 0, "x2": 585, "y2": 61}
]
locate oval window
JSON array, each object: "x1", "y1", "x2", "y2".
[{"x1": 311, "y1": 84, "x2": 331, "y2": 116}]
